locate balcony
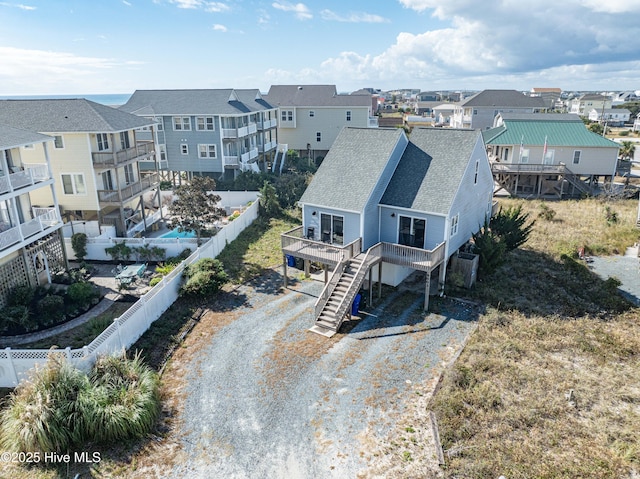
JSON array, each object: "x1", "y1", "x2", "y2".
[
  {"x1": 248, "y1": 123, "x2": 257, "y2": 135},
  {"x1": 258, "y1": 118, "x2": 277, "y2": 130},
  {"x1": 0, "y1": 207, "x2": 62, "y2": 252},
  {"x1": 223, "y1": 155, "x2": 239, "y2": 168},
  {"x1": 97, "y1": 172, "x2": 159, "y2": 204},
  {"x1": 281, "y1": 226, "x2": 446, "y2": 272},
  {"x1": 0, "y1": 164, "x2": 51, "y2": 196},
  {"x1": 91, "y1": 141, "x2": 155, "y2": 168},
  {"x1": 222, "y1": 125, "x2": 249, "y2": 139}
]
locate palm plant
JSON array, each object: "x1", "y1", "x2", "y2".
[{"x1": 619, "y1": 140, "x2": 636, "y2": 161}]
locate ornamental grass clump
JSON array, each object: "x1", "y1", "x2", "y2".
[
  {"x1": 0, "y1": 354, "x2": 89, "y2": 453},
  {"x1": 0, "y1": 353, "x2": 160, "y2": 454},
  {"x1": 82, "y1": 353, "x2": 160, "y2": 443}
]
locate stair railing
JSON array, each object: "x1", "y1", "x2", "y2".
[{"x1": 314, "y1": 255, "x2": 347, "y2": 319}]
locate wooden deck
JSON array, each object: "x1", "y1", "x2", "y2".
[{"x1": 281, "y1": 226, "x2": 446, "y2": 272}]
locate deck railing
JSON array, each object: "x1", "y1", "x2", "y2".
[
  {"x1": 281, "y1": 226, "x2": 361, "y2": 265},
  {"x1": 491, "y1": 162, "x2": 565, "y2": 174},
  {"x1": 381, "y1": 241, "x2": 446, "y2": 271},
  {"x1": 91, "y1": 141, "x2": 155, "y2": 167},
  {"x1": 314, "y1": 259, "x2": 347, "y2": 319},
  {"x1": 0, "y1": 164, "x2": 50, "y2": 195},
  {"x1": 97, "y1": 173, "x2": 159, "y2": 204},
  {"x1": 0, "y1": 208, "x2": 61, "y2": 251}
]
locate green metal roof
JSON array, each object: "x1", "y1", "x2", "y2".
[{"x1": 482, "y1": 118, "x2": 619, "y2": 148}]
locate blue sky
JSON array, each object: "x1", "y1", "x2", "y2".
[{"x1": 1, "y1": 0, "x2": 640, "y2": 95}]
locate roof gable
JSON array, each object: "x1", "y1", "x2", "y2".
[
  {"x1": 381, "y1": 128, "x2": 481, "y2": 215},
  {"x1": 299, "y1": 127, "x2": 405, "y2": 212},
  {"x1": 0, "y1": 124, "x2": 52, "y2": 149}
]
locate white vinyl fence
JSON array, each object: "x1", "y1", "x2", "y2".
[{"x1": 0, "y1": 200, "x2": 260, "y2": 387}]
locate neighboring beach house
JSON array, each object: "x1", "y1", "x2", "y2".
[
  {"x1": 265, "y1": 85, "x2": 378, "y2": 162},
  {"x1": 450, "y1": 89, "x2": 547, "y2": 130},
  {"x1": 587, "y1": 108, "x2": 631, "y2": 127},
  {"x1": 120, "y1": 89, "x2": 278, "y2": 179},
  {"x1": 0, "y1": 124, "x2": 66, "y2": 307},
  {"x1": 281, "y1": 127, "x2": 494, "y2": 336},
  {"x1": 0, "y1": 99, "x2": 160, "y2": 237},
  {"x1": 484, "y1": 113, "x2": 620, "y2": 198},
  {"x1": 569, "y1": 94, "x2": 612, "y2": 117}
]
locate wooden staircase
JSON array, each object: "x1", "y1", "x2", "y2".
[
  {"x1": 559, "y1": 166, "x2": 593, "y2": 197},
  {"x1": 310, "y1": 245, "x2": 382, "y2": 337}
]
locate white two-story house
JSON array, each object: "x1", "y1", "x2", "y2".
[
  {"x1": 0, "y1": 124, "x2": 66, "y2": 307},
  {"x1": 0, "y1": 99, "x2": 160, "y2": 237}
]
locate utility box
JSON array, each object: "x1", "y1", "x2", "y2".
[{"x1": 450, "y1": 252, "x2": 479, "y2": 289}]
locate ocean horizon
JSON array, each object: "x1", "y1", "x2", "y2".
[{"x1": 0, "y1": 93, "x2": 132, "y2": 106}]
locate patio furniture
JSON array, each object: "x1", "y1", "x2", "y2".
[{"x1": 115, "y1": 263, "x2": 147, "y2": 287}]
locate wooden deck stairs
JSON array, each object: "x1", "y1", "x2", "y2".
[{"x1": 310, "y1": 245, "x2": 382, "y2": 337}]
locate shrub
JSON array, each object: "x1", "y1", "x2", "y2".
[
  {"x1": 604, "y1": 205, "x2": 618, "y2": 225},
  {"x1": 538, "y1": 202, "x2": 556, "y2": 221},
  {"x1": 259, "y1": 181, "x2": 281, "y2": 218},
  {"x1": 7, "y1": 285, "x2": 35, "y2": 307},
  {"x1": 149, "y1": 276, "x2": 162, "y2": 287},
  {"x1": 490, "y1": 205, "x2": 535, "y2": 252},
  {"x1": 0, "y1": 306, "x2": 32, "y2": 333},
  {"x1": 71, "y1": 232, "x2": 88, "y2": 261},
  {"x1": 159, "y1": 180, "x2": 173, "y2": 190},
  {"x1": 472, "y1": 220, "x2": 507, "y2": 278},
  {"x1": 67, "y1": 282, "x2": 98, "y2": 308},
  {"x1": 37, "y1": 295, "x2": 65, "y2": 325},
  {"x1": 105, "y1": 241, "x2": 133, "y2": 261},
  {"x1": 180, "y1": 258, "x2": 227, "y2": 297},
  {"x1": 0, "y1": 354, "x2": 89, "y2": 453}
]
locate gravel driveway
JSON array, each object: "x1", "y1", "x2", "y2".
[{"x1": 167, "y1": 270, "x2": 479, "y2": 478}]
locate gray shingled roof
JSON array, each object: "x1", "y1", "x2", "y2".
[
  {"x1": 0, "y1": 124, "x2": 52, "y2": 149},
  {"x1": 461, "y1": 89, "x2": 546, "y2": 108},
  {"x1": 380, "y1": 128, "x2": 481, "y2": 215},
  {"x1": 119, "y1": 89, "x2": 275, "y2": 116},
  {"x1": 0, "y1": 99, "x2": 154, "y2": 133},
  {"x1": 265, "y1": 85, "x2": 372, "y2": 107},
  {"x1": 299, "y1": 127, "x2": 405, "y2": 212}
]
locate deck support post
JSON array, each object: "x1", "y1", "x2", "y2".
[
  {"x1": 324, "y1": 264, "x2": 328, "y2": 284},
  {"x1": 368, "y1": 267, "x2": 373, "y2": 307},
  {"x1": 424, "y1": 269, "x2": 431, "y2": 311},
  {"x1": 377, "y1": 262, "x2": 382, "y2": 300},
  {"x1": 304, "y1": 259, "x2": 310, "y2": 278},
  {"x1": 283, "y1": 255, "x2": 288, "y2": 288},
  {"x1": 438, "y1": 262, "x2": 447, "y2": 295}
]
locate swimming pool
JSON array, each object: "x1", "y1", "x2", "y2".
[{"x1": 161, "y1": 228, "x2": 196, "y2": 239}]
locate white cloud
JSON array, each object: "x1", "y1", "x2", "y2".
[
  {"x1": 272, "y1": 1, "x2": 312, "y2": 20},
  {"x1": 320, "y1": 9, "x2": 388, "y2": 23},
  {"x1": 212, "y1": 23, "x2": 227, "y2": 32},
  {"x1": 0, "y1": 2, "x2": 36, "y2": 10},
  {"x1": 122, "y1": 0, "x2": 132, "y2": 6},
  {"x1": 169, "y1": 0, "x2": 229, "y2": 11},
  {"x1": 0, "y1": 47, "x2": 142, "y2": 94}
]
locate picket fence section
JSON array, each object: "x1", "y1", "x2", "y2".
[{"x1": 0, "y1": 200, "x2": 259, "y2": 387}]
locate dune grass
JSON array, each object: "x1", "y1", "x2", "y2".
[{"x1": 431, "y1": 197, "x2": 640, "y2": 478}]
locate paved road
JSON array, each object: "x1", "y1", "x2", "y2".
[{"x1": 167, "y1": 271, "x2": 479, "y2": 478}]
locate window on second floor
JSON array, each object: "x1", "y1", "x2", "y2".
[
  {"x1": 61, "y1": 173, "x2": 86, "y2": 195},
  {"x1": 54, "y1": 136, "x2": 64, "y2": 149},
  {"x1": 120, "y1": 131, "x2": 131, "y2": 150},
  {"x1": 346, "y1": 110, "x2": 351, "y2": 121},
  {"x1": 97, "y1": 133, "x2": 109, "y2": 151},
  {"x1": 198, "y1": 144, "x2": 217, "y2": 159},
  {"x1": 196, "y1": 116, "x2": 215, "y2": 131},
  {"x1": 181, "y1": 144, "x2": 189, "y2": 155},
  {"x1": 173, "y1": 116, "x2": 191, "y2": 131},
  {"x1": 450, "y1": 214, "x2": 459, "y2": 237},
  {"x1": 573, "y1": 150, "x2": 581, "y2": 164},
  {"x1": 281, "y1": 110, "x2": 293, "y2": 122},
  {"x1": 520, "y1": 148, "x2": 530, "y2": 163}
]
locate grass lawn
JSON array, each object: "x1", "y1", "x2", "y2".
[{"x1": 431, "y1": 197, "x2": 640, "y2": 478}]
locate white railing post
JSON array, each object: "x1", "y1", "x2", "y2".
[{"x1": 5, "y1": 348, "x2": 18, "y2": 386}]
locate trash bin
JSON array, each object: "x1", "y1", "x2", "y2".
[
  {"x1": 286, "y1": 255, "x2": 295, "y2": 267},
  {"x1": 351, "y1": 293, "x2": 362, "y2": 316}
]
